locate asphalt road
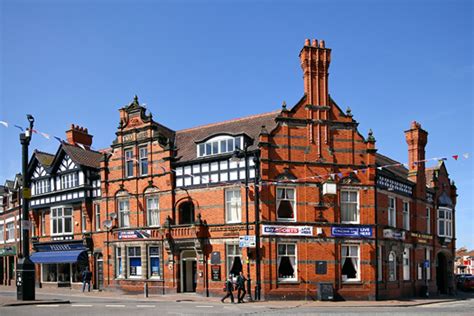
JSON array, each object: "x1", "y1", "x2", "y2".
[{"x1": 1, "y1": 291, "x2": 473, "y2": 315}]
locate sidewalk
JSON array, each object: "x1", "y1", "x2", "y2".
[{"x1": 1, "y1": 285, "x2": 471, "y2": 307}]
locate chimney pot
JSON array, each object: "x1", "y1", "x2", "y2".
[
  {"x1": 312, "y1": 39, "x2": 318, "y2": 47},
  {"x1": 319, "y1": 40, "x2": 325, "y2": 48},
  {"x1": 305, "y1": 39, "x2": 310, "y2": 46}
]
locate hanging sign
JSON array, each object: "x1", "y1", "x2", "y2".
[
  {"x1": 262, "y1": 225, "x2": 313, "y2": 236},
  {"x1": 331, "y1": 226, "x2": 373, "y2": 238}
]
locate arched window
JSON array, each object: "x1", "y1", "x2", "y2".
[
  {"x1": 178, "y1": 201, "x2": 194, "y2": 225},
  {"x1": 388, "y1": 251, "x2": 397, "y2": 281}
]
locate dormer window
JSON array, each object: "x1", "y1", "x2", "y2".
[{"x1": 197, "y1": 136, "x2": 243, "y2": 158}]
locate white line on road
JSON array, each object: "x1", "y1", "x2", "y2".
[
  {"x1": 71, "y1": 304, "x2": 93, "y2": 307},
  {"x1": 36, "y1": 305, "x2": 59, "y2": 307},
  {"x1": 196, "y1": 305, "x2": 214, "y2": 308},
  {"x1": 106, "y1": 304, "x2": 125, "y2": 307},
  {"x1": 136, "y1": 305, "x2": 155, "y2": 308}
]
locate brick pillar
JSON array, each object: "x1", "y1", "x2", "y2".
[{"x1": 404, "y1": 121, "x2": 428, "y2": 199}]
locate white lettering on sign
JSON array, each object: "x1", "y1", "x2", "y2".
[{"x1": 50, "y1": 244, "x2": 72, "y2": 251}]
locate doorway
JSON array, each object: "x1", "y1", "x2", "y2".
[
  {"x1": 95, "y1": 253, "x2": 104, "y2": 290},
  {"x1": 180, "y1": 250, "x2": 197, "y2": 292},
  {"x1": 436, "y1": 252, "x2": 448, "y2": 294}
]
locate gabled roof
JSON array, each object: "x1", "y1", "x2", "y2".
[
  {"x1": 375, "y1": 153, "x2": 412, "y2": 184},
  {"x1": 175, "y1": 110, "x2": 280, "y2": 162},
  {"x1": 61, "y1": 143, "x2": 102, "y2": 169},
  {"x1": 34, "y1": 150, "x2": 55, "y2": 167}
]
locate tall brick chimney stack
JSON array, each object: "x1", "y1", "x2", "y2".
[
  {"x1": 405, "y1": 121, "x2": 428, "y2": 198},
  {"x1": 66, "y1": 124, "x2": 93, "y2": 149}
]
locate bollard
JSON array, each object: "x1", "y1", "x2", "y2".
[{"x1": 144, "y1": 282, "x2": 149, "y2": 298}]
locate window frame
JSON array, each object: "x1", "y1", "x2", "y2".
[
  {"x1": 340, "y1": 189, "x2": 359, "y2": 224},
  {"x1": 277, "y1": 242, "x2": 298, "y2": 282},
  {"x1": 81, "y1": 209, "x2": 87, "y2": 233},
  {"x1": 0, "y1": 224, "x2": 4, "y2": 242},
  {"x1": 402, "y1": 201, "x2": 410, "y2": 230},
  {"x1": 127, "y1": 246, "x2": 142, "y2": 278},
  {"x1": 118, "y1": 198, "x2": 130, "y2": 228},
  {"x1": 115, "y1": 247, "x2": 123, "y2": 278},
  {"x1": 148, "y1": 245, "x2": 161, "y2": 279},
  {"x1": 388, "y1": 196, "x2": 396, "y2": 227},
  {"x1": 6, "y1": 222, "x2": 15, "y2": 241},
  {"x1": 139, "y1": 146, "x2": 148, "y2": 176},
  {"x1": 388, "y1": 251, "x2": 397, "y2": 281},
  {"x1": 124, "y1": 148, "x2": 134, "y2": 178},
  {"x1": 225, "y1": 188, "x2": 242, "y2": 223},
  {"x1": 341, "y1": 244, "x2": 360, "y2": 282},
  {"x1": 276, "y1": 186, "x2": 297, "y2": 222},
  {"x1": 146, "y1": 195, "x2": 160, "y2": 227},
  {"x1": 437, "y1": 207, "x2": 452, "y2": 238},
  {"x1": 50, "y1": 206, "x2": 73, "y2": 236},
  {"x1": 226, "y1": 243, "x2": 242, "y2": 278},
  {"x1": 94, "y1": 203, "x2": 101, "y2": 231},
  {"x1": 403, "y1": 248, "x2": 410, "y2": 281}
]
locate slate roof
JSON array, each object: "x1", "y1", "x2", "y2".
[
  {"x1": 34, "y1": 150, "x2": 55, "y2": 167},
  {"x1": 175, "y1": 110, "x2": 280, "y2": 162},
  {"x1": 62, "y1": 143, "x2": 102, "y2": 169}
]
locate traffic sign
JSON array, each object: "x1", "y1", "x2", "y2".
[{"x1": 239, "y1": 235, "x2": 256, "y2": 248}]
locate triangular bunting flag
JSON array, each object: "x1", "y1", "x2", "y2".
[
  {"x1": 0, "y1": 121, "x2": 8, "y2": 127},
  {"x1": 77, "y1": 143, "x2": 86, "y2": 150},
  {"x1": 14, "y1": 125, "x2": 24, "y2": 131},
  {"x1": 54, "y1": 136, "x2": 63, "y2": 143},
  {"x1": 40, "y1": 132, "x2": 50, "y2": 139},
  {"x1": 377, "y1": 166, "x2": 383, "y2": 170},
  {"x1": 452, "y1": 155, "x2": 458, "y2": 160},
  {"x1": 463, "y1": 153, "x2": 469, "y2": 159}
]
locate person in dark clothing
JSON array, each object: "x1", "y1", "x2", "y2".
[
  {"x1": 236, "y1": 271, "x2": 247, "y2": 303},
  {"x1": 82, "y1": 267, "x2": 92, "y2": 292},
  {"x1": 221, "y1": 274, "x2": 235, "y2": 303}
]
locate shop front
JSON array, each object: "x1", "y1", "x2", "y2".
[
  {"x1": 31, "y1": 240, "x2": 90, "y2": 287},
  {"x1": 0, "y1": 246, "x2": 17, "y2": 286}
]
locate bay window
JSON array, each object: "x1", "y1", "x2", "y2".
[
  {"x1": 50, "y1": 207, "x2": 73, "y2": 236},
  {"x1": 341, "y1": 244, "x2": 360, "y2": 282},
  {"x1": 341, "y1": 190, "x2": 359, "y2": 223},
  {"x1": 437, "y1": 207, "x2": 452, "y2": 238},
  {"x1": 278, "y1": 243, "x2": 297, "y2": 281},
  {"x1": 276, "y1": 187, "x2": 296, "y2": 221},
  {"x1": 6, "y1": 222, "x2": 15, "y2": 241}
]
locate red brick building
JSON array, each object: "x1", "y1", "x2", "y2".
[{"x1": 96, "y1": 39, "x2": 456, "y2": 300}]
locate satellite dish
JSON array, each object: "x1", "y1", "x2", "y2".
[
  {"x1": 110, "y1": 213, "x2": 117, "y2": 220},
  {"x1": 103, "y1": 220, "x2": 113, "y2": 229}
]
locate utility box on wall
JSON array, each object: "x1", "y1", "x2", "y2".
[{"x1": 317, "y1": 282, "x2": 334, "y2": 301}]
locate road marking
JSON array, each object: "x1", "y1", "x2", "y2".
[
  {"x1": 106, "y1": 304, "x2": 125, "y2": 307},
  {"x1": 136, "y1": 305, "x2": 155, "y2": 308},
  {"x1": 36, "y1": 305, "x2": 59, "y2": 307},
  {"x1": 196, "y1": 305, "x2": 214, "y2": 308},
  {"x1": 71, "y1": 304, "x2": 93, "y2": 307}
]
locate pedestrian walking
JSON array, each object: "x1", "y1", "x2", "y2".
[
  {"x1": 221, "y1": 274, "x2": 235, "y2": 303},
  {"x1": 236, "y1": 271, "x2": 247, "y2": 303},
  {"x1": 82, "y1": 266, "x2": 92, "y2": 292}
]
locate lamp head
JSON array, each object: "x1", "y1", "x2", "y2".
[{"x1": 26, "y1": 114, "x2": 34, "y2": 124}]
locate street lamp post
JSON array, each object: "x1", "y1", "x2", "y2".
[{"x1": 17, "y1": 114, "x2": 35, "y2": 301}]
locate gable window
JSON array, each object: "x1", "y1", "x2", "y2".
[
  {"x1": 94, "y1": 204, "x2": 101, "y2": 231},
  {"x1": 341, "y1": 190, "x2": 359, "y2": 223},
  {"x1": 61, "y1": 173, "x2": 78, "y2": 190},
  {"x1": 402, "y1": 201, "x2": 410, "y2": 230},
  {"x1": 146, "y1": 196, "x2": 159, "y2": 227},
  {"x1": 118, "y1": 198, "x2": 130, "y2": 228},
  {"x1": 388, "y1": 251, "x2": 397, "y2": 281},
  {"x1": 342, "y1": 244, "x2": 360, "y2": 282},
  {"x1": 124, "y1": 149, "x2": 134, "y2": 178},
  {"x1": 197, "y1": 136, "x2": 243, "y2": 157},
  {"x1": 276, "y1": 187, "x2": 296, "y2": 221},
  {"x1": 278, "y1": 243, "x2": 297, "y2": 281},
  {"x1": 388, "y1": 197, "x2": 396, "y2": 227},
  {"x1": 227, "y1": 244, "x2": 243, "y2": 278},
  {"x1": 225, "y1": 188, "x2": 241, "y2": 223},
  {"x1": 437, "y1": 207, "x2": 452, "y2": 238},
  {"x1": 50, "y1": 207, "x2": 73, "y2": 236},
  {"x1": 426, "y1": 207, "x2": 431, "y2": 234},
  {"x1": 403, "y1": 248, "x2": 410, "y2": 281},
  {"x1": 139, "y1": 147, "x2": 148, "y2": 176},
  {"x1": 128, "y1": 246, "x2": 142, "y2": 277}
]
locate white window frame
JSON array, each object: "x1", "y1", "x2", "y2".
[
  {"x1": 226, "y1": 243, "x2": 242, "y2": 278},
  {"x1": 41, "y1": 212, "x2": 46, "y2": 236},
  {"x1": 115, "y1": 247, "x2": 123, "y2": 278},
  {"x1": 402, "y1": 201, "x2": 410, "y2": 230},
  {"x1": 146, "y1": 196, "x2": 160, "y2": 227},
  {"x1": 277, "y1": 243, "x2": 297, "y2": 282},
  {"x1": 403, "y1": 247, "x2": 410, "y2": 281},
  {"x1": 118, "y1": 198, "x2": 130, "y2": 228},
  {"x1": 50, "y1": 206, "x2": 73, "y2": 236},
  {"x1": 124, "y1": 148, "x2": 134, "y2": 178},
  {"x1": 225, "y1": 188, "x2": 242, "y2": 223},
  {"x1": 388, "y1": 197, "x2": 396, "y2": 227},
  {"x1": 127, "y1": 246, "x2": 142, "y2": 278},
  {"x1": 6, "y1": 222, "x2": 15, "y2": 242},
  {"x1": 340, "y1": 189, "x2": 359, "y2": 224},
  {"x1": 341, "y1": 244, "x2": 360, "y2": 282},
  {"x1": 388, "y1": 251, "x2": 397, "y2": 281},
  {"x1": 437, "y1": 207, "x2": 452, "y2": 238},
  {"x1": 139, "y1": 146, "x2": 148, "y2": 176},
  {"x1": 81, "y1": 209, "x2": 87, "y2": 233},
  {"x1": 148, "y1": 246, "x2": 161, "y2": 279},
  {"x1": 197, "y1": 135, "x2": 243, "y2": 158},
  {"x1": 276, "y1": 187, "x2": 296, "y2": 222},
  {"x1": 94, "y1": 203, "x2": 101, "y2": 231},
  {"x1": 60, "y1": 173, "x2": 78, "y2": 190}
]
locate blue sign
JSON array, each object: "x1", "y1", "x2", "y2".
[
  {"x1": 424, "y1": 260, "x2": 430, "y2": 268},
  {"x1": 34, "y1": 241, "x2": 87, "y2": 252},
  {"x1": 331, "y1": 226, "x2": 372, "y2": 238}
]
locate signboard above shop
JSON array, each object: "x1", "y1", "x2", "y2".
[
  {"x1": 331, "y1": 226, "x2": 372, "y2": 238},
  {"x1": 383, "y1": 229, "x2": 405, "y2": 240},
  {"x1": 118, "y1": 230, "x2": 151, "y2": 239},
  {"x1": 262, "y1": 225, "x2": 313, "y2": 236}
]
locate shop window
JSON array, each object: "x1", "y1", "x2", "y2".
[
  {"x1": 139, "y1": 146, "x2": 148, "y2": 176},
  {"x1": 115, "y1": 247, "x2": 123, "y2": 277},
  {"x1": 403, "y1": 248, "x2": 410, "y2": 281},
  {"x1": 42, "y1": 264, "x2": 58, "y2": 282},
  {"x1": 50, "y1": 207, "x2": 73, "y2": 236},
  {"x1": 148, "y1": 246, "x2": 161, "y2": 278},
  {"x1": 128, "y1": 247, "x2": 142, "y2": 277},
  {"x1": 276, "y1": 187, "x2": 296, "y2": 221},
  {"x1": 341, "y1": 245, "x2": 360, "y2": 282},
  {"x1": 437, "y1": 207, "x2": 452, "y2": 238},
  {"x1": 124, "y1": 149, "x2": 134, "y2": 178},
  {"x1": 95, "y1": 204, "x2": 101, "y2": 231},
  {"x1": 388, "y1": 251, "x2": 397, "y2": 281},
  {"x1": 178, "y1": 201, "x2": 194, "y2": 225},
  {"x1": 402, "y1": 201, "x2": 410, "y2": 230},
  {"x1": 341, "y1": 190, "x2": 359, "y2": 223},
  {"x1": 147, "y1": 196, "x2": 160, "y2": 227},
  {"x1": 71, "y1": 263, "x2": 82, "y2": 283},
  {"x1": 225, "y1": 188, "x2": 241, "y2": 223},
  {"x1": 118, "y1": 198, "x2": 130, "y2": 228},
  {"x1": 226, "y1": 244, "x2": 242, "y2": 278},
  {"x1": 278, "y1": 243, "x2": 297, "y2": 281},
  {"x1": 388, "y1": 197, "x2": 396, "y2": 227}
]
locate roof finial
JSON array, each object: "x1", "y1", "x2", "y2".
[
  {"x1": 367, "y1": 129, "x2": 376, "y2": 142},
  {"x1": 134, "y1": 95, "x2": 139, "y2": 104},
  {"x1": 346, "y1": 107, "x2": 353, "y2": 117},
  {"x1": 282, "y1": 101, "x2": 288, "y2": 111}
]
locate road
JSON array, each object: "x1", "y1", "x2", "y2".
[{"x1": 1, "y1": 290, "x2": 473, "y2": 315}]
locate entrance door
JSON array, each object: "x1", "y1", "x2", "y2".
[
  {"x1": 436, "y1": 252, "x2": 448, "y2": 294},
  {"x1": 95, "y1": 254, "x2": 104, "y2": 290},
  {"x1": 181, "y1": 250, "x2": 197, "y2": 292}
]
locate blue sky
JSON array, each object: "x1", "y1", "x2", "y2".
[{"x1": 1, "y1": 0, "x2": 472, "y2": 247}]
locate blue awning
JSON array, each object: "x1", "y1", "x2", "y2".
[{"x1": 30, "y1": 250, "x2": 88, "y2": 264}]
